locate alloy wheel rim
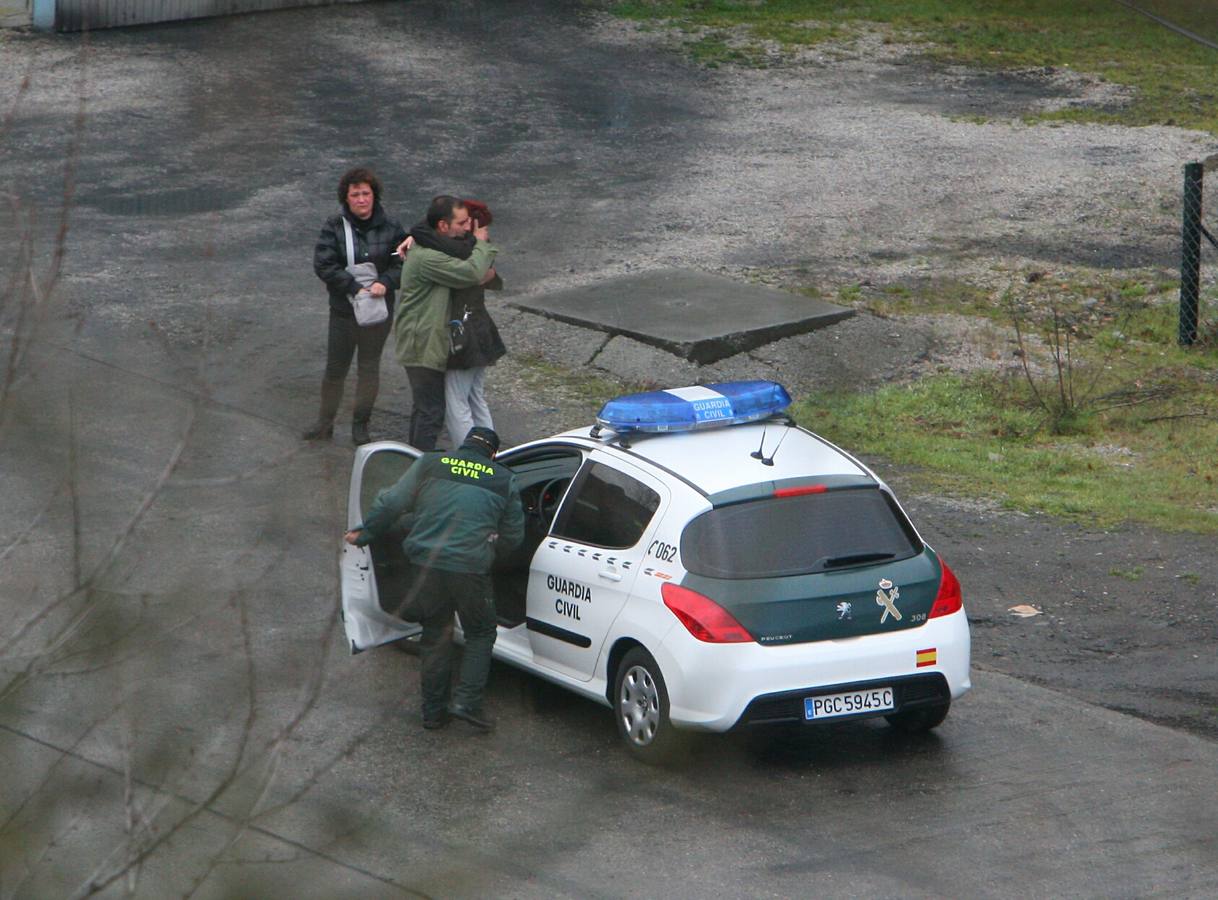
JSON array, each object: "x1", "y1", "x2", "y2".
[{"x1": 619, "y1": 664, "x2": 660, "y2": 746}]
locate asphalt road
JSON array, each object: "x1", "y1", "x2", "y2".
[{"x1": 2, "y1": 2, "x2": 1217, "y2": 897}]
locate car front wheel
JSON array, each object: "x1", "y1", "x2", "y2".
[
  {"x1": 885, "y1": 700, "x2": 950, "y2": 733},
  {"x1": 614, "y1": 647, "x2": 680, "y2": 763}
]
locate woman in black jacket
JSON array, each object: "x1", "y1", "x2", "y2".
[
  {"x1": 304, "y1": 167, "x2": 407, "y2": 445},
  {"x1": 444, "y1": 263, "x2": 506, "y2": 449}
]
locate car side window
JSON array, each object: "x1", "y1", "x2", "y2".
[{"x1": 551, "y1": 461, "x2": 660, "y2": 549}]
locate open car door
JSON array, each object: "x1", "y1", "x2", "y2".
[{"x1": 341, "y1": 441, "x2": 422, "y2": 653}]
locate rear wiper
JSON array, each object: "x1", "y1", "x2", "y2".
[{"x1": 816, "y1": 552, "x2": 897, "y2": 570}]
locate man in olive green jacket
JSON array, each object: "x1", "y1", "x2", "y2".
[{"x1": 394, "y1": 196, "x2": 498, "y2": 449}]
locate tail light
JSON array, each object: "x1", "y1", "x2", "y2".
[
  {"x1": 774, "y1": 484, "x2": 827, "y2": 498},
  {"x1": 661, "y1": 583, "x2": 753, "y2": 643},
  {"x1": 929, "y1": 559, "x2": 962, "y2": 618}
]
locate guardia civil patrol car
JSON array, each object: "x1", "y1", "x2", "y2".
[{"x1": 341, "y1": 381, "x2": 971, "y2": 761}]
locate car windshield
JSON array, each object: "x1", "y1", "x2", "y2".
[{"x1": 680, "y1": 486, "x2": 921, "y2": 579}]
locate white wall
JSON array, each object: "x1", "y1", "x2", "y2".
[{"x1": 39, "y1": 0, "x2": 367, "y2": 31}]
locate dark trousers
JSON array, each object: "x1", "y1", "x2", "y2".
[
  {"x1": 405, "y1": 365, "x2": 446, "y2": 450},
  {"x1": 413, "y1": 567, "x2": 498, "y2": 721},
  {"x1": 317, "y1": 311, "x2": 390, "y2": 426}
]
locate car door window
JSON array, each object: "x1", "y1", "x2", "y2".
[
  {"x1": 360, "y1": 450, "x2": 415, "y2": 518},
  {"x1": 356, "y1": 449, "x2": 418, "y2": 616},
  {"x1": 342, "y1": 444, "x2": 421, "y2": 652},
  {"x1": 551, "y1": 461, "x2": 660, "y2": 549}
]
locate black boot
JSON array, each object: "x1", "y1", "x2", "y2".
[
  {"x1": 352, "y1": 421, "x2": 371, "y2": 446},
  {"x1": 449, "y1": 704, "x2": 495, "y2": 732}
]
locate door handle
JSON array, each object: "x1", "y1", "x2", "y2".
[{"x1": 598, "y1": 569, "x2": 622, "y2": 583}]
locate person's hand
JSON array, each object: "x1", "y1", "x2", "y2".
[
  {"x1": 368, "y1": 282, "x2": 387, "y2": 297},
  {"x1": 395, "y1": 235, "x2": 414, "y2": 256},
  {"x1": 480, "y1": 267, "x2": 497, "y2": 285},
  {"x1": 344, "y1": 529, "x2": 362, "y2": 545},
  {"x1": 473, "y1": 223, "x2": 489, "y2": 242}
]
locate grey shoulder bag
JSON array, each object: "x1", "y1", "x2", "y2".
[{"x1": 341, "y1": 217, "x2": 388, "y2": 326}]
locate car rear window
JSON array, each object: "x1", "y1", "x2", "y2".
[{"x1": 680, "y1": 487, "x2": 921, "y2": 579}]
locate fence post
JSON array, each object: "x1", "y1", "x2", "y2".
[{"x1": 1180, "y1": 161, "x2": 1203, "y2": 346}]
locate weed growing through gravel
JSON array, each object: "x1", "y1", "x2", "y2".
[
  {"x1": 613, "y1": 0, "x2": 1218, "y2": 132},
  {"x1": 512, "y1": 352, "x2": 630, "y2": 407},
  {"x1": 855, "y1": 278, "x2": 998, "y2": 319}
]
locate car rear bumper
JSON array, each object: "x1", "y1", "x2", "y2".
[
  {"x1": 736, "y1": 672, "x2": 950, "y2": 727},
  {"x1": 659, "y1": 608, "x2": 971, "y2": 732}
]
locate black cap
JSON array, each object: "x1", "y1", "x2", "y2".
[{"x1": 461, "y1": 426, "x2": 501, "y2": 454}]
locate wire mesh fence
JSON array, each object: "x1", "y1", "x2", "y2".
[{"x1": 1179, "y1": 155, "x2": 1218, "y2": 346}]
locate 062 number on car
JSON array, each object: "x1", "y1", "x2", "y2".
[{"x1": 648, "y1": 540, "x2": 677, "y2": 562}]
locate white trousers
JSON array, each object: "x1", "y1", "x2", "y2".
[{"x1": 444, "y1": 366, "x2": 493, "y2": 448}]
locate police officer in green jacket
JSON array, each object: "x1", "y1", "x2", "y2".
[{"x1": 344, "y1": 427, "x2": 523, "y2": 731}]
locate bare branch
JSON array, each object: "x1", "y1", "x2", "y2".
[
  {"x1": 0, "y1": 403, "x2": 198, "y2": 693},
  {"x1": 69, "y1": 588, "x2": 260, "y2": 899},
  {"x1": 0, "y1": 697, "x2": 127, "y2": 834},
  {"x1": 0, "y1": 73, "x2": 31, "y2": 151},
  {"x1": 1142, "y1": 411, "x2": 1211, "y2": 422},
  {"x1": 1051, "y1": 309, "x2": 1068, "y2": 412},
  {"x1": 0, "y1": 480, "x2": 64, "y2": 567},
  {"x1": 69, "y1": 387, "x2": 82, "y2": 590},
  {"x1": 1010, "y1": 305, "x2": 1048, "y2": 413}
]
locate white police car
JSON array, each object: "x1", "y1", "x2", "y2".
[{"x1": 341, "y1": 381, "x2": 971, "y2": 761}]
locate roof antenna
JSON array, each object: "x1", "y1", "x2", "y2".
[
  {"x1": 761, "y1": 424, "x2": 792, "y2": 467},
  {"x1": 750, "y1": 424, "x2": 770, "y2": 464}
]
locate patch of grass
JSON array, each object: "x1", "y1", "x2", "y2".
[
  {"x1": 1176, "y1": 572, "x2": 1202, "y2": 585},
  {"x1": 949, "y1": 114, "x2": 993, "y2": 126},
  {"x1": 686, "y1": 32, "x2": 766, "y2": 66},
  {"x1": 838, "y1": 283, "x2": 862, "y2": 303},
  {"x1": 513, "y1": 352, "x2": 631, "y2": 405},
  {"x1": 1109, "y1": 565, "x2": 1145, "y2": 581},
  {"x1": 789, "y1": 270, "x2": 1218, "y2": 530},
  {"x1": 612, "y1": 0, "x2": 1218, "y2": 133},
  {"x1": 795, "y1": 366, "x2": 1218, "y2": 533},
  {"x1": 855, "y1": 277, "x2": 998, "y2": 318}
]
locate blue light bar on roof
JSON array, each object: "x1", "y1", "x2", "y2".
[{"x1": 596, "y1": 381, "x2": 792, "y2": 434}]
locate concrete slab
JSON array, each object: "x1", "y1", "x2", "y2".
[{"x1": 509, "y1": 269, "x2": 853, "y2": 364}]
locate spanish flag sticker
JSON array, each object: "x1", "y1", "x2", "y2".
[{"x1": 916, "y1": 648, "x2": 937, "y2": 668}]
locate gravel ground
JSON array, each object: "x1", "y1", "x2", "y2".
[{"x1": 560, "y1": 13, "x2": 1215, "y2": 289}]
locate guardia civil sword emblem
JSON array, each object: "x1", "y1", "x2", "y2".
[{"x1": 875, "y1": 578, "x2": 902, "y2": 623}]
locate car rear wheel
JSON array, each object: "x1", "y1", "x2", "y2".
[
  {"x1": 885, "y1": 700, "x2": 950, "y2": 733},
  {"x1": 614, "y1": 647, "x2": 680, "y2": 763}
]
